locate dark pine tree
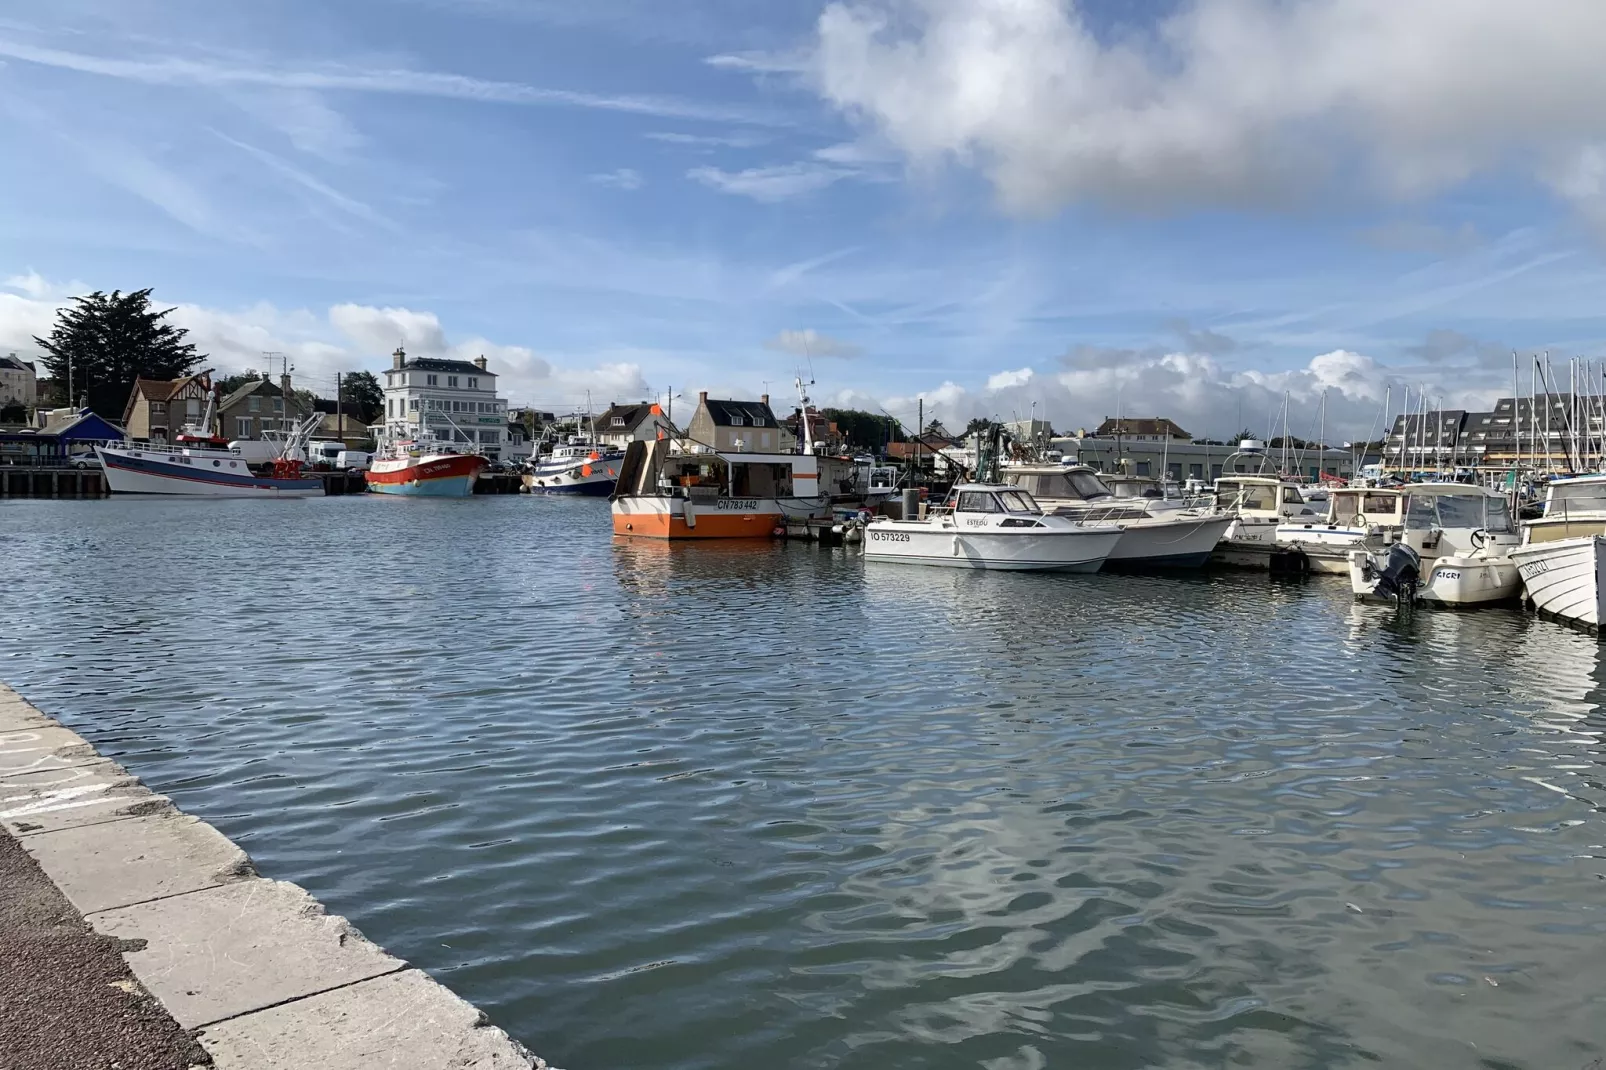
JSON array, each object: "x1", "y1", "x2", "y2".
[
  {"x1": 33, "y1": 289, "x2": 204, "y2": 419},
  {"x1": 342, "y1": 370, "x2": 385, "y2": 424}
]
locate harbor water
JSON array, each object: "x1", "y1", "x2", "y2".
[{"x1": 3, "y1": 496, "x2": 1604, "y2": 1069}]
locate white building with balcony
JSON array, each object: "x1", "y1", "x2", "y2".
[{"x1": 377, "y1": 347, "x2": 519, "y2": 460}]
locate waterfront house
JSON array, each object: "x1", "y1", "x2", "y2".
[
  {"x1": 122, "y1": 374, "x2": 212, "y2": 444},
  {"x1": 219, "y1": 377, "x2": 312, "y2": 443},
  {"x1": 1093, "y1": 417, "x2": 1192, "y2": 441},
  {"x1": 0, "y1": 353, "x2": 37, "y2": 408},
  {"x1": 376, "y1": 348, "x2": 513, "y2": 461},
  {"x1": 685, "y1": 392, "x2": 781, "y2": 453},
  {"x1": 594, "y1": 402, "x2": 673, "y2": 450}
]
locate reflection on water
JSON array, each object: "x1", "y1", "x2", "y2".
[{"x1": 4, "y1": 496, "x2": 1605, "y2": 1069}]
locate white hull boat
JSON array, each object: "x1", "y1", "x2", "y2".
[
  {"x1": 97, "y1": 445, "x2": 323, "y2": 497},
  {"x1": 1510, "y1": 536, "x2": 1606, "y2": 631},
  {"x1": 1349, "y1": 547, "x2": 1521, "y2": 606},
  {"x1": 1002, "y1": 464, "x2": 1228, "y2": 568},
  {"x1": 864, "y1": 484, "x2": 1122, "y2": 571},
  {"x1": 1348, "y1": 485, "x2": 1523, "y2": 607},
  {"x1": 1104, "y1": 514, "x2": 1234, "y2": 568}
]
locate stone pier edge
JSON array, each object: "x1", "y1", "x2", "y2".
[{"x1": 0, "y1": 682, "x2": 554, "y2": 1070}]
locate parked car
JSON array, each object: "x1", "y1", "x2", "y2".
[
  {"x1": 335, "y1": 450, "x2": 372, "y2": 472},
  {"x1": 68, "y1": 452, "x2": 102, "y2": 469}
]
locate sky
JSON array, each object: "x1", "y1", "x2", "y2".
[{"x1": 5, "y1": 0, "x2": 1606, "y2": 440}]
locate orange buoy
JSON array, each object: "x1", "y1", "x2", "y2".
[{"x1": 581, "y1": 464, "x2": 593, "y2": 477}]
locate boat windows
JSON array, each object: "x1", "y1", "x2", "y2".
[
  {"x1": 729, "y1": 462, "x2": 792, "y2": 498},
  {"x1": 997, "y1": 490, "x2": 1040, "y2": 514},
  {"x1": 956, "y1": 490, "x2": 1001, "y2": 513},
  {"x1": 1281, "y1": 487, "x2": 1304, "y2": 504},
  {"x1": 1067, "y1": 471, "x2": 1112, "y2": 499}
]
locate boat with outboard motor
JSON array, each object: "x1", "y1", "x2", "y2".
[
  {"x1": 862, "y1": 483, "x2": 1123, "y2": 571},
  {"x1": 1278, "y1": 486, "x2": 1408, "y2": 574},
  {"x1": 1205, "y1": 442, "x2": 1325, "y2": 568},
  {"x1": 97, "y1": 394, "x2": 326, "y2": 497},
  {"x1": 1000, "y1": 464, "x2": 1232, "y2": 568},
  {"x1": 1347, "y1": 485, "x2": 1521, "y2": 606}
]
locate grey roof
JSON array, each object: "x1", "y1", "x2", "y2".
[
  {"x1": 702, "y1": 398, "x2": 777, "y2": 427},
  {"x1": 597, "y1": 402, "x2": 654, "y2": 431},
  {"x1": 402, "y1": 357, "x2": 495, "y2": 377},
  {"x1": 0, "y1": 354, "x2": 35, "y2": 372}
]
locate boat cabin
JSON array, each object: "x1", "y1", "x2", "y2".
[
  {"x1": 940, "y1": 484, "x2": 1051, "y2": 525},
  {"x1": 1525, "y1": 474, "x2": 1606, "y2": 543},
  {"x1": 1003, "y1": 465, "x2": 1114, "y2": 502},
  {"x1": 1102, "y1": 474, "x2": 1170, "y2": 501},
  {"x1": 1324, "y1": 487, "x2": 1406, "y2": 529},
  {"x1": 1212, "y1": 476, "x2": 1314, "y2": 520},
  {"x1": 613, "y1": 439, "x2": 821, "y2": 501},
  {"x1": 1400, "y1": 486, "x2": 1516, "y2": 552}
]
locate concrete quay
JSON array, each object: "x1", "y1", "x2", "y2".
[{"x1": 0, "y1": 683, "x2": 551, "y2": 1069}]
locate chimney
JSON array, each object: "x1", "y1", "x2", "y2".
[
  {"x1": 473, "y1": 355, "x2": 488, "y2": 372},
  {"x1": 760, "y1": 393, "x2": 769, "y2": 407},
  {"x1": 698, "y1": 390, "x2": 708, "y2": 406},
  {"x1": 392, "y1": 346, "x2": 406, "y2": 371}
]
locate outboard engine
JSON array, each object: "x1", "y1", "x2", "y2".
[{"x1": 1369, "y1": 542, "x2": 1421, "y2": 602}]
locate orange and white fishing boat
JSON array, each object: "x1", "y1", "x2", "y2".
[
  {"x1": 366, "y1": 428, "x2": 486, "y2": 497},
  {"x1": 610, "y1": 439, "x2": 831, "y2": 538}
]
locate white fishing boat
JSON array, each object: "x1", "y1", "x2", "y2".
[
  {"x1": 1508, "y1": 474, "x2": 1606, "y2": 631},
  {"x1": 1208, "y1": 477, "x2": 1323, "y2": 567},
  {"x1": 1277, "y1": 486, "x2": 1408, "y2": 574},
  {"x1": 1000, "y1": 464, "x2": 1232, "y2": 568},
  {"x1": 863, "y1": 483, "x2": 1122, "y2": 571},
  {"x1": 523, "y1": 437, "x2": 625, "y2": 495},
  {"x1": 97, "y1": 395, "x2": 325, "y2": 498},
  {"x1": 1348, "y1": 486, "x2": 1521, "y2": 606}
]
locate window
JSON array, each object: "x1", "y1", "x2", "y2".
[
  {"x1": 273, "y1": 397, "x2": 283, "y2": 412},
  {"x1": 612, "y1": 416, "x2": 626, "y2": 427},
  {"x1": 1189, "y1": 463, "x2": 1203, "y2": 478},
  {"x1": 186, "y1": 399, "x2": 201, "y2": 418},
  {"x1": 408, "y1": 399, "x2": 419, "y2": 411},
  {"x1": 235, "y1": 417, "x2": 252, "y2": 436},
  {"x1": 481, "y1": 430, "x2": 499, "y2": 445},
  {"x1": 1167, "y1": 462, "x2": 1182, "y2": 479},
  {"x1": 151, "y1": 401, "x2": 167, "y2": 416},
  {"x1": 427, "y1": 374, "x2": 438, "y2": 386},
  {"x1": 730, "y1": 415, "x2": 745, "y2": 426},
  {"x1": 248, "y1": 396, "x2": 261, "y2": 414},
  {"x1": 447, "y1": 376, "x2": 459, "y2": 388},
  {"x1": 468, "y1": 377, "x2": 478, "y2": 389},
  {"x1": 1135, "y1": 461, "x2": 1151, "y2": 476},
  {"x1": 956, "y1": 490, "x2": 1000, "y2": 513}
]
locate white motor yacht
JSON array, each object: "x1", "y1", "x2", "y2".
[
  {"x1": 1348, "y1": 486, "x2": 1521, "y2": 606},
  {"x1": 1209, "y1": 476, "x2": 1324, "y2": 567},
  {"x1": 863, "y1": 483, "x2": 1122, "y2": 571},
  {"x1": 1001, "y1": 465, "x2": 1232, "y2": 568},
  {"x1": 1278, "y1": 486, "x2": 1408, "y2": 574},
  {"x1": 1508, "y1": 474, "x2": 1606, "y2": 631}
]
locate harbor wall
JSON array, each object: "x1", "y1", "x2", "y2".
[{"x1": 0, "y1": 682, "x2": 551, "y2": 1070}]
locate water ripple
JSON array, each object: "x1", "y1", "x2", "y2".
[{"x1": 4, "y1": 496, "x2": 1606, "y2": 1068}]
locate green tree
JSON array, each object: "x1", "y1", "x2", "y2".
[
  {"x1": 821, "y1": 408, "x2": 901, "y2": 452},
  {"x1": 216, "y1": 371, "x2": 266, "y2": 397},
  {"x1": 33, "y1": 289, "x2": 203, "y2": 419},
  {"x1": 0, "y1": 401, "x2": 26, "y2": 424},
  {"x1": 342, "y1": 370, "x2": 384, "y2": 424}
]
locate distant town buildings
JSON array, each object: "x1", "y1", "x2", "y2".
[
  {"x1": 121, "y1": 374, "x2": 212, "y2": 444},
  {"x1": 1383, "y1": 394, "x2": 1605, "y2": 471},
  {"x1": 686, "y1": 392, "x2": 782, "y2": 453},
  {"x1": 594, "y1": 402, "x2": 674, "y2": 450},
  {"x1": 0, "y1": 353, "x2": 37, "y2": 408},
  {"x1": 379, "y1": 347, "x2": 514, "y2": 460},
  {"x1": 1091, "y1": 417, "x2": 1191, "y2": 441}
]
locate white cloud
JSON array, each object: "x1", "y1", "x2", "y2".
[
  {"x1": 589, "y1": 167, "x2": 644, "y2": 191},
  {"x1": 645, "y1": 131, "x2": 768, "y2": 148},
  {"x1": 986, "y1": 366, "x2": 1033, "y2": 391},
  {"x1": 705, "y1": 51, "x2": 810, "y2": 74},
  {"x1": 688, "y1": 162, "x2": 853, "y2": 202},
  {"x1": 764, "y1": 327, "x2": 862, "y2": 358},
  {"x1": 329, "y1": 303, "x2": 449, "y2": 355},
  {"x1": 811, "y1": 0, "x2": 1606, "y2": 222}
]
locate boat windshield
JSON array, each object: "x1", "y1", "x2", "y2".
[
  {"x1": 1405, "y1": 493, "x2": 1514, "y2": 532},
  {"x1": 1216, "y1": 481, "x2": 1273, "y2": 511},
  {"x1": 1003, "y1": 470, "x2": 1108, "y2": 500},
  {"x1": 997, "y1": 490, "x2": 1040, "y2": 514}
]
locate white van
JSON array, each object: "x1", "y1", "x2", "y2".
[
  {"x1": 335, "y1": 450, "x2": 372, "y2": 471},
  {"x1": 307, "y1": 440, "x2": 345, "y2": 465}
]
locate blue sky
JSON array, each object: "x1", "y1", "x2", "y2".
[{"x1": 4, "y1": 0, "x2": 1606, "y2": 437}]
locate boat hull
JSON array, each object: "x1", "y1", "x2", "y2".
[
  {"x1": 612, "y1": 495, "x2": 826, "y2": 538},
  {"x1": 1510, "y1": 536, "x2": 1606, "y2": 631},
  {"x1": 1105, "y1": 515, "x2": 1233, "y2": 569},
  {"x1": 98, "y1": 447, "x2": 323, "y2": 497},
  {"x1": 1211, "y1": 518, "x2": 1280, "y2": 568},
  {"x1": 1277, "y1": 524, "x2": 1372, "y2": 575},
  {"x1": 366, "y1": 454, "x2": 485, "y2": 497},
  {"x1": 863, "y1": 525, "x2": 1121, "y2": 571},
  {"x1": 524, "y1": 473, "x2": 616, "y2": 495},
  {"x1": 1348, "y1": 551, "x2": 1520, "y2": 606}
]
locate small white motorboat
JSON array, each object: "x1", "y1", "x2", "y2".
[
  {"x1": 1348, "y1": 487, "x2": 1521, "y2": 606},
  {"x1": 1508, "y1": 474, "x2": 1606, "y2": 631},
  {"x1": 862, "y1": 483, "x2": 1122, "y2": 571}
]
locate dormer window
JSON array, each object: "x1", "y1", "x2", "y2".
[
  {"x1": 730, "y1": 416, "x2": 745, "y2": 426},
  {"x1": 612, "y1": 417, "x2": 626, "y2": 427}
]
